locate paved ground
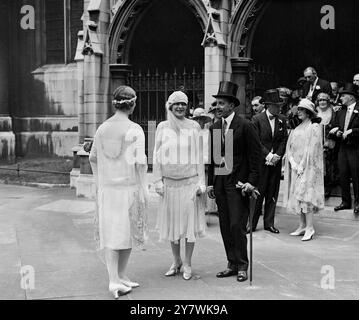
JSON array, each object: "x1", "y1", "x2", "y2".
[{"x1": 0, "y1": 184, "x2": 358, "y2": 300}]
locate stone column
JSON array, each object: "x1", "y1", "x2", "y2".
[
  {"x1": 76, "y1": 0, "x2": 111, "y2": 199},
  {"x1": 204, "y1": 45, "x2": 227, "y2": 111},
  {"x1": 0, "y1": 0, "x2": 15, "y2": 162},
  {"x1": 202, "y1": 0, "x2": 232, "y2": 111},
  {"x1": 109, "y1": 64, "x2": 133, "y2": 93},
  {"x1": 231, "y1": 57, "x2": 253, "y2": 116}
]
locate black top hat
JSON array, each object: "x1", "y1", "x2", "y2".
[
  {"x1": 339, "y1": 83, "x2": 359, "y2": 98},
  {"x1": 213, "y1": 81, "x2": 240, "y2": 107},
  {"x1": 260, "y1": 89, "x2": 284, "y2": 105}
]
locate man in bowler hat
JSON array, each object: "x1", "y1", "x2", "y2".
[
  {"x1": 207, "y1": 81, "x2": 261, "y2": 282},
  {"x1": 250, "y1": 89, "x2": 288, "y2": 233},
  {"x1": 329, "y1": 83, "x2": 359, "y2": 216}
]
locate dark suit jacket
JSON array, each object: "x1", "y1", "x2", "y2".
[
  {"x1": 303, "y1": 78, "x2": 332, "y2": 102},
  {"x1": 208, "y1": 114, "x2": 262, "y2": 187},
  {"x1": 252, "y1": 112, "x2": 288, "y2": 164},
  {"x1": 329, "y1": 102, "x2": 359, "y2": 148}
]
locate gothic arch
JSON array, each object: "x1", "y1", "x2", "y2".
[
  {"x1": 230, "y1": 0, "x2": 270, "y2": 58},
  {"x1": 109, "y1": 0, "x2": 208, "y2": 64}
]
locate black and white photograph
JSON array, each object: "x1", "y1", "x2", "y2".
[{"x1": 0, "y1": 0, "x2": 359, "y2": 305}]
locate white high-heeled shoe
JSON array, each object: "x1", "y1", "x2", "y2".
[
  {"x1": 165, "y1": 261, "x2": 183, "y2": 276},
  {"x1": 290, "y1": 227, "x2": 306, "y2": 236},
  {"x1": 183, "y1": 265, "x2": 192, "y2": 281},
  {"x1": 301, "y1": 229, "x2": 315, "y2": 241},
  {"x1": 109, "y1": 283, "x2": 132, "y2": 299},
  {"x1": 120, "y1": 278, "x2": 140, "y2": 288}
]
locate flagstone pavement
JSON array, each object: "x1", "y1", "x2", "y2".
[{"x1": 0, "y1": 184, "x2": 358, "y2": 300}]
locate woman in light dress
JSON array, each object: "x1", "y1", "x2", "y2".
[
  {"x1": 191, "y1": 108, "x2": 218, "y2": 216},
  {"x1": 153, "y1": 91, "x2": 206, "y2": 280},
  {"x1": 283, "y1": 98, "x2": 325, "y2": 241},
  {"x1": 89, "y1": 86, "x2": 148, "y2": 299}
]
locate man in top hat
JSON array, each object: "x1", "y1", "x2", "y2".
[
  {"x1": 303, "y1": 67, "x2": 332, "y2": 102},
  {"x1": 250, "y1": 89, "x2": 288, "y2": 233},
  {"x1": 251, "y1": 89, "x2": 288, "y2": 233},
  {"x1": 329, "y1": 83, "x2": 359, "y2": 216},
  {"x1": 207, "y1": 81, "x2": 262, "y2": 282}
]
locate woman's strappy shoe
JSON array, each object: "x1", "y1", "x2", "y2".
[
  {"x1": 109, "y1": 283, "x2": 132, "y2": 299},
  {"x1": 301, "y1": 229, "x2": 315, "y2": 241},
  {"x1": 290, "y1": 227, "x2": 306, "y2": 236},
  {"x1": 120, "y1": 278, "x2": 140, "y2": 288},
  {"x1": 182, "y1": 265, "x2": 192, "y2": 281},
  {"x1": 165, "y1": 261, "x2": 182, "y2": 277}
]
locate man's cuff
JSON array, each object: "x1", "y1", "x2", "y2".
[{"x1": 265, "y1": 152, "x2": 274, "y2": 162}]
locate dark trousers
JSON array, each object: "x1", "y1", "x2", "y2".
[
  {"x1": 338, "y1": 146, "x2": 359, "y2": 206},
  {"x1": 252, "y1": 163, "x2": 281, "y2": 229},
  {"x1": 214, "y1": 175, "x2": 249, "y2": 271}
]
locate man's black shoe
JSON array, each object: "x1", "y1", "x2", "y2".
[
  {"x1": 264, "y1": 226, "x2": 280, "y2": 234},
  {"x1": 334, "y1": 203, "x2": 352, "y2": 211},
  {"x1": 354, "y1": 206, "x2": 359, "y2": 215},
  {"x1": 237, "y1": 271, "x2": 248, "y2": 282},
  {"x1": 216, "y1": 269, "x2": 237, "y2": 278}
]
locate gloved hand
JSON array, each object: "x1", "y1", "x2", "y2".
[{"x1": 155, "y1": 180, "x2": 164, "y2": 196}]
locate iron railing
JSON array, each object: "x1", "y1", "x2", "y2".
[{"x1": 127, "y1": 67, "x2": 204, "y2": 122}]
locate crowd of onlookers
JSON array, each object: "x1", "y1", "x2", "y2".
[
  {"x1": 245, "y1": 67, "x2": 359, "y2": 209},
  {"x1": 190, "y1": 67, "x2": 359, "y2": 219}
]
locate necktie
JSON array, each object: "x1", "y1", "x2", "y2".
[
  {"x1": 344, "y1": 108, "x2": 352, "y2": 132},
  {"x1": 222, "y1": 119, "x2": 227, "y2": 143},
  {"x1": 268, "y1": 115, "x2": 277, "y2": 121}
]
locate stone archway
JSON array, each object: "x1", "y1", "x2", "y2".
[
  {"x1": 109, "y1": 0, "x2": 208, "y2": 65},
  {"x1": 109, "y1": 0, "x2": 208, "y2": 121}
]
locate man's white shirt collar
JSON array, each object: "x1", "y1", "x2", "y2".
[
  {"x1": 348, "y1": 102, "x2": 356, "y2": 112},
  {"x1": 311, "y1": 77, "x2": 319, "y2": 89},
  {"x1": 223, "y1": 111, "x2": 235, "y2": 127},
  {"x1": 266, "y1": 109, "x2": 275, "y2": 120}
]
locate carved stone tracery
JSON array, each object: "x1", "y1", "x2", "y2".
[{"x1": 230, "y1": 0, "x2": 268, "y2": 58}]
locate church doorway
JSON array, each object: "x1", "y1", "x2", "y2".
[{"x1": 127, "y1": 0, "x2": 205, "y2": 123}]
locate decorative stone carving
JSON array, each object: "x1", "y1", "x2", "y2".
[
  {"x1": 82, "y1": 20, "x2": 103, "y2": 56},
  {"x1": 201, "y1": 8, "x2": 226, "y2": 47},
  {"x1": 234, "y1": 0, "x2": 267, "y2": 57},
  {"x1": 111, "y1": 0, "x2": 124, "y2": 18}
]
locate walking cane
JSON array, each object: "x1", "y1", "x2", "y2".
[{"x1": 236, "y1": 182, "x2": 260, "y2": 286}]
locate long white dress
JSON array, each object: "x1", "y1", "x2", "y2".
[
  {"x1": 89, "y1": 114, "x2": 148, "y2": 250},
  {"x1": 283, "y1": 120, "x2": 325, "y2": 214},
  {"x1": 153, "y1": 120, "x2": 206, "y2": 243}
]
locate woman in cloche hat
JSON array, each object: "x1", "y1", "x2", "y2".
[
  {"x1": 283, "y1": 98, "x2": 325, "y2": 241},
  {"x1": 153, "y1": 91, "x2": 207, "y2": 281}
]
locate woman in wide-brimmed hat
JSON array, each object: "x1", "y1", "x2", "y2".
[
  {"x1": 153, "y1": 91, "x2": 206, "y2": 281},
  {"x1": 283, "y1": 98, "x2": 325, "y2": 241},
  {"x1": 89, "y1": 86, "x2": 148, "y2": 299}
]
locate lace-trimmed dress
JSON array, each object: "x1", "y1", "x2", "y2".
[
  {"x1": 283, "y1": 121, "x2": 325, "y2": 214},
  {"x1": 89, "y1": 115, "x2": 148, "y2": 250},
  {"x1": 153, "y1": 120, "x2": 206, "y2": 243}
]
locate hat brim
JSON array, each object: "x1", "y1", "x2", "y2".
[
  {"x1": 297, "y1": 106, "x2": 317, "y2": 116},
  {"x1": 339, "y1": 90, "x2": 359, "y2": 98},
  {"x1": 212, "y1": 94, "x2": 240, "y2": 107},
  {"x1": 261, "y1": 101, "x2": 283, "y2": 105},
  {"x1": 191, "y1": 115, "x2": 212, "y2": 122}
]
